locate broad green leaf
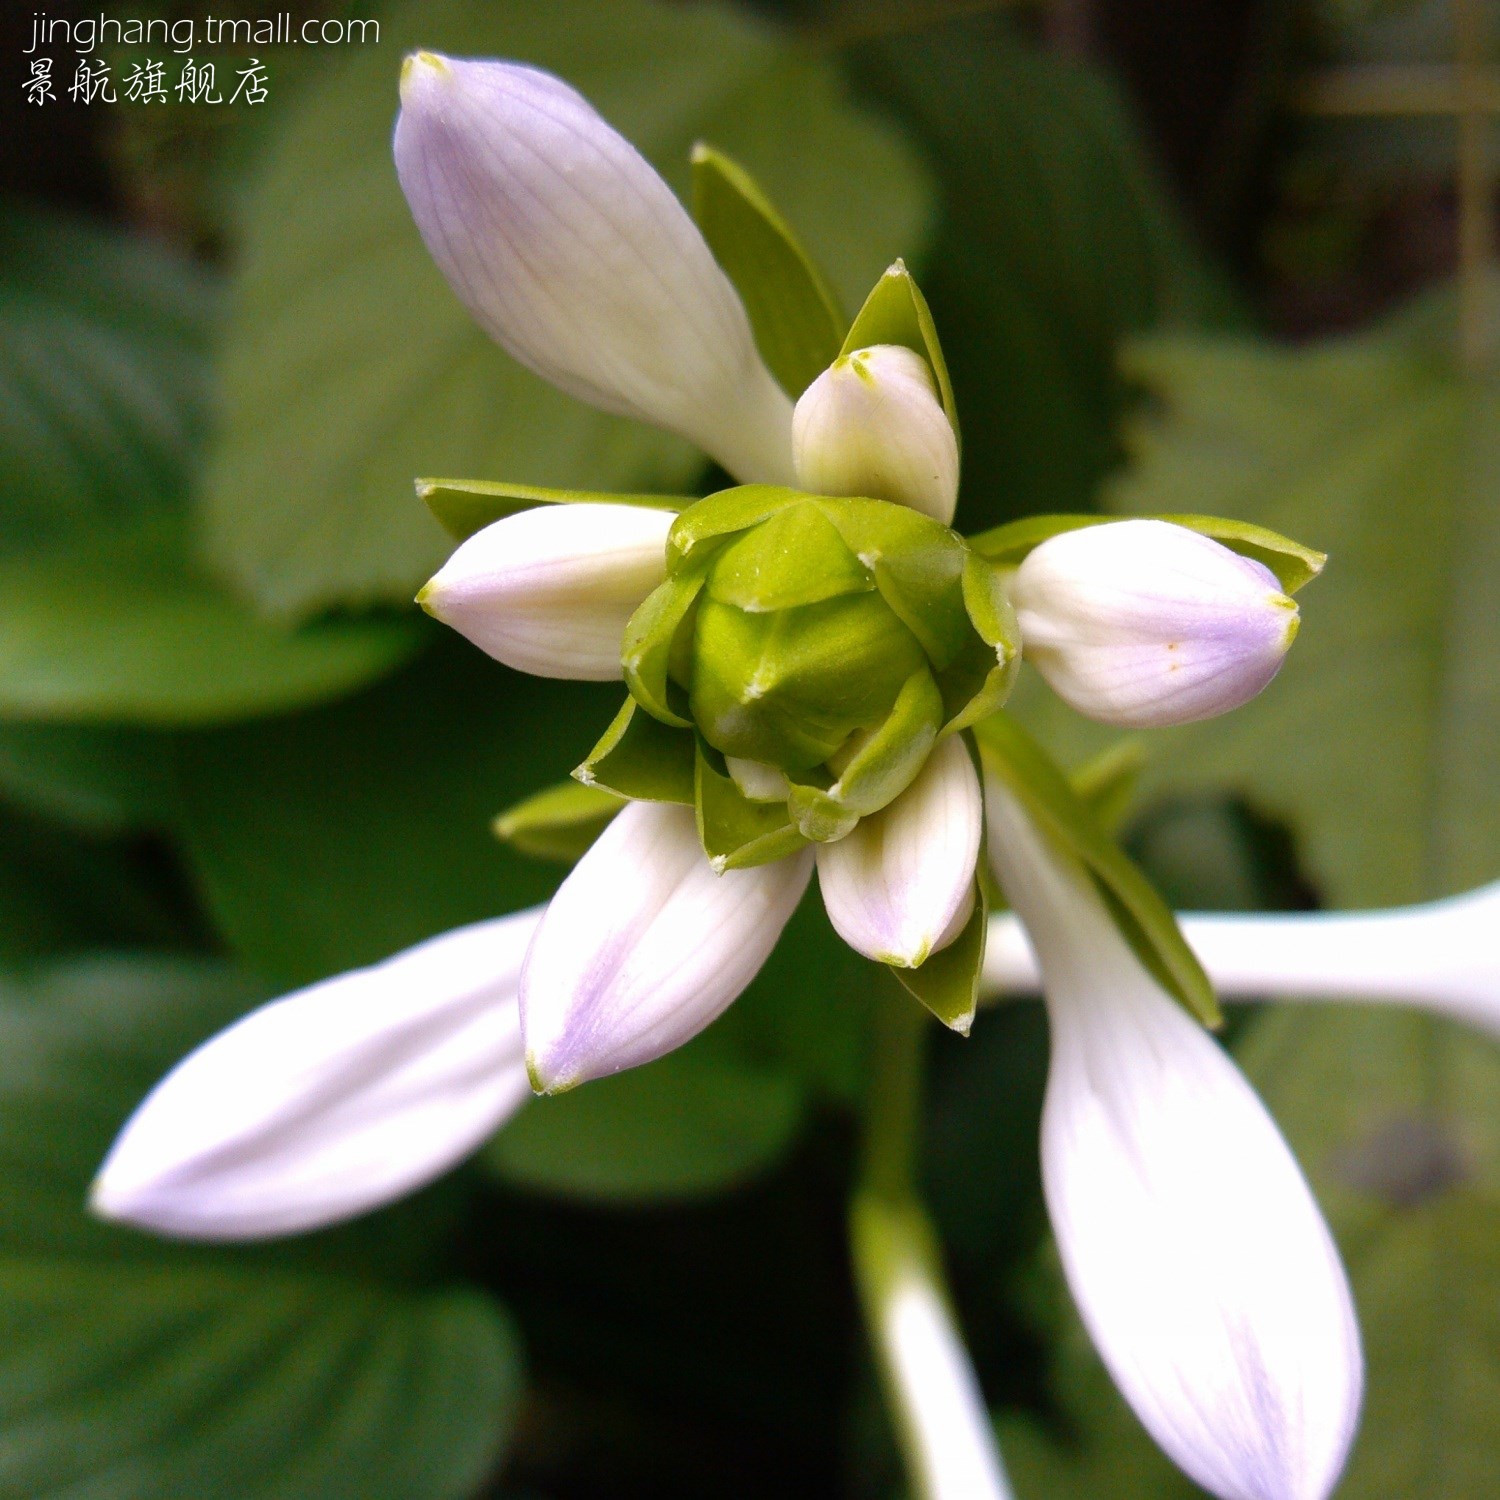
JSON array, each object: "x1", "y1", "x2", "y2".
[
  {"x1": 492, "y1": 779, "x2": 623, "y2": 863},
  {"x1": 199, "y1": 0, "x2": 931, "y2": 618},
  {"x1": 173, "y1": 639, "x2": 620, "y2": 985},
  {"x1": 975, "y1": 712, "x2": 1219, "y2": 1026},
  {"x1": 0, "y1": 201, "x2": 209, "y2": 551},
  {"x1": 486, "y1": 1034, "x2": 805, "y2": 1201},
  {"x1": 419, "y1": 477, "x2": 687, "y2": 544},
  {"x1": 0, "y1": 203, "x2": 417, "y2": 722},
  {"x1": 691, "y1": 144, "x2": 848, "y2": 397},
  {"x1": 841, "y1": 259, "x2": 959, "y2": 447},
  {"x1": 889, "y1": 877, "x2": 987, "y2": 1034},
  {"x1": 576, "y1": 695, "x2": 696, "y2": 804},
  {"x1": 0, "y1": 956, "x2": 522, "y2": 1500},
  {"x1": 853, "y1": 16, "x2": 1234, "y2": 529},
  {"x1": 967, "y1": 511, "x2": 1325, "y2": 592},
  {"x1": 0, "y1": 517, "x2": 421, "y2": 725}
]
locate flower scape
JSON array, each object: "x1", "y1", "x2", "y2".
[{"x1": 87, "y1": 47, "x2": 1481, "y2": 1500}]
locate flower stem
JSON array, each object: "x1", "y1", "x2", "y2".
[
  {"x1": 850, "y1": 987, "x2": 1013, "y2": 1500},
  {"x1": 859, "y1": 984, "x2": 928, "y2": 1202}
]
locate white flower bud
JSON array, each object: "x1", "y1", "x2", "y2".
[
  {"x1": 521, "y1": 801, "x2": 813, "y2": 1092},
  {"x1": 817, "y1": 732, "x2": 980, "y2": 966},
  {"x1": 395, "y1": 53, "x2": 794, "y2": 485},
  {"x1": 1012, "y1": 520, "x2": 1299, "y2": 727},
  {"x1": 984, "y1": 774, "x2": 1362, "y2": 1500},
  {"x1": 792, "y1": 344, "x2": 959, "y2": 523},
  {"x1": 90, "y1": 912, "x2": 542, "y2": 1240},
  {"x1": 418, "y1": 502, "x2": 674, "y2": 680}
]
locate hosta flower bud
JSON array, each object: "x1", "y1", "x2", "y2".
[
  {"x1": 418, "y1": 502, "x2": 674, "y2": 680},
  {"x1": 91, "y1": 912, "x2": 540, "y2": 1240},
  {"x1": 1012, "y1": 520, "x2": 1299, "y2": 727},
  {"x1": 394, "y1": 53, "x2": 793, "y2": 485},
  {"x1": 617, "y1": 489, "x2": 1017, "y2": 840},
  {"x1": 817, "y1": 732, "x2": 981, "y2": 966},
  {"x1": 985, "y1": 774, "x2": 1362, "y2": 1500},
  {"x1": 793, "y1": 345, "x2": 959, "y2": 523}
]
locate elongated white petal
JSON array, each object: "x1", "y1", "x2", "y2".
[
  {"x1": 419, "y1": 502, "x2": 673, "y2": 679},
  {"x1": 984, "y1": 776, "x2": 1362, "y2": 1500},
  {"x1": 982, "y1": 880, "x2": 1500, "y2": 1037},
  {"x1": 1012, "y1": 520, "x2": 1299, "y2": 727},
  {"x1": 852, "y1": 1194, "x2": 1015, "y2": 1500},
  {"x1": 91, "y1": 911, "x2": 543, "y2": 1241},
  {"x1": 521, "y1": 800, "x2": 812, "y2": 1091},
  {"x1": 793, "y1": 344, "x2": 959, "y2": 522},
  {"x1": 395, "y1": 52, "x2": 794, "y2": 484},
  {"x1": 817, "y1": 733, "x2": 980, "y2": 966}
]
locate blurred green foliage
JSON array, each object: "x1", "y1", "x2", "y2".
[{"x1": 0, "y1": 0, "x2": 1496, "y2": 1493}]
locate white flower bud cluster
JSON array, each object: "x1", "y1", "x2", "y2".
[{"x1": 85, "y1": 50, "x2": 1446, "y2": 1500}]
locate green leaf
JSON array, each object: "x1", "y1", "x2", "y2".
[
  {"x1": 1069, "y1": 739, "x2": 1147, "y2": 836},
  {"x1": 888, "y1": 877, "x2": 987, "y2": 1034},
  {"x1": 486, "y1": 1033, "x2": 805, "y2": 1201},
  {"x1": 0, "y1": 517, "x2": 422, "y2": 725},
  {"x1": 826, "y1": 497, "x2": 973, "y2": 666},
  {"x1": 691, "y1": 144, "x2": 848, "y2": 398},
  {"x1": 0, "y1": 955, "x2": 523, "y2": 1499},
  {"x1": 841, "y1": 259, "x2": 959, "y2": 448},
  {"x1": 419, "y1": 477, "x2": 687, "y2": 543},
  {"x1": 0, "y1": 201, "x2": 209, "y2": 551},
  {"x1": 975, "y1": 711, "x2": 1219, "y2": 1026},
  {"x1": 173, "y1": 639, "x2": 620, "y2": 985},
  {"x1": 199, "y1": 0, "x2": 931, "y2": 618},
  {"x1": 492, "y1": 779, "x2": 624, "y2": 863},
  {"x1": 576, "y1": 695, "x2": 696, "y2": 806},
  {"x1": 965, "y1": 510, "x2": 1325, "y2": 593},
  {"x1": 0, "y1": 203, "x2": 417, "y2": 723},
  {"x1": 0, "y1": 804, "x2": 197, "y2": 968},
  {"x1": 694, "y1": 738, "x2": 807, "y2": 870},
  {"x1": 934, "y1": 551, "x2": 1021, "y2": 733}
]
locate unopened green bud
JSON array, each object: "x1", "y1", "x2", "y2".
[{"x1": 618, "y1": 487, "x2": 1020, "y2": 838}]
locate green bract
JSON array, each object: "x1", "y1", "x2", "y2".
[{"x1": 589, "y1": 486, "x2": 1017, "y2": 866}]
